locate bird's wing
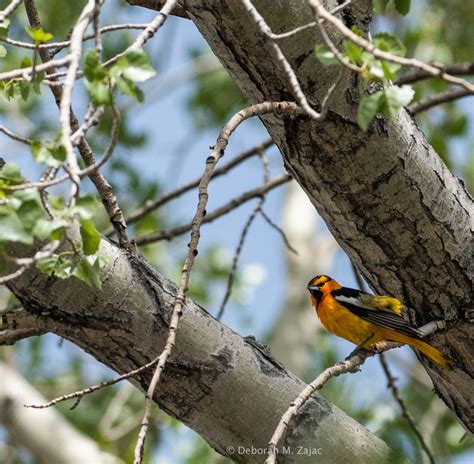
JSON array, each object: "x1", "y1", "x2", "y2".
[{"x1": 332, "y1": 288, "x2": 423, "y2": 339}]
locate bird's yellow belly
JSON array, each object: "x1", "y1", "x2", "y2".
[{"x1": 316, "y1": 296, "x2": 384, "y2": 346}]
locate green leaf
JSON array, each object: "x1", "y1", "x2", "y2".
[
  {"x1": 314, "y1": 44, "x2": 338, "y2": 66},
  {"x1": 357, "y1": 90, "x2": 384, "y2": 130},
  {"x1": 0, "y1": 19, "x2": 10, "y2": 39},
  {"x1": 114, "y1": 50, "x2": 155, "y2": 82},
  {"x1": 74, "y1": 194, "x2": 100, "y2": 220},
  {"x1": 80, "y1": 219, "x2": 101, "y2": 255},
  {"x1": 16, "y1": 198, "x2": 44, "y2": 230},
  {"x1": 373, "y1": 32, "x2": 406, "y2": 57},
  {"x1": 84, "y1": 79, "x2": 113, "y2": 106},
  {"x1": 116, "y1": 75, "x2": 144, "y2": 102},
  {"x1": 0, "y1": 208, "x2": 33, "y2": 244},
  {"x1": 373, "y1": 0, "x2": 389, "y2": 14},
  {"x1": 84, "y1": 50, "x2": 108, "y2": 82},
  {"x1": 32, "y1": 218, "x2": 67, "y2": 240},
  {"x1": 26, "y1": 27, "x2": 54, "y2": 44},
  {"x1": 394, "y1": 0, "x2": 411, "y2": 15},
  {"x1": 0, "y1": 163, "x2": 23, "y2": 185},
  {"x1": 0, "y1": 45, "x2": 7, "y2": 58},
  {"x1": 19, "y1": 81, "x2": 30, "y2": 101},
  {"x1": 36, "y1": 255, "x2": 59, "y2": 275},
  {"x1": 37, "y1": 255, "x2": 75, "y2": 279},
  {"x1": 344, "y1": 41, "x2": 364, "y2": 64},
  {"x1": 31, "y1": 140, "x2": 66, "y2": 167},
  {"x1": 73, "y1": 258, "x2": 101, "y2": 288},
  {"x1": 21, "y1": 56, "x2": 32, "y2": 68},
  {"x1": 381, "y1": 85, "x2": 414, "y2": 118}
]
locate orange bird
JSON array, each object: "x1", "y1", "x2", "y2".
[{"x1": 307, "y1": 275, "x2": 451, "y2": 369}]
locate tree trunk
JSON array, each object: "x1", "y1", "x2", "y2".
[{"x1": 182, "y1": 0, "x2": 474, "y2": 434}]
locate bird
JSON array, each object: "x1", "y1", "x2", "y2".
[{"x1": 307, "y1": 274, "x2": 452, "y2": 369}]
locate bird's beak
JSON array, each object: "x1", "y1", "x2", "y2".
[{"x1": 307, "y1": 285, "x2": 320, "y2": 292}]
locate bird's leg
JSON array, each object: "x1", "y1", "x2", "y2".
[{"x1": 345, "y1": 333, "x2": 375, "y2": 360}]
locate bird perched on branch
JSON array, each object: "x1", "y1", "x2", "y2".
[{"x1": 307, "y1": 275, "x2": 452, "y2": 369}]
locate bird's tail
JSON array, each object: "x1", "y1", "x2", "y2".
[{"x1": 408, "y1": 338, "x2": 452, "y2": 370}]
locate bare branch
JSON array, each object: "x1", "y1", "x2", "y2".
[
  {"x1": 259, "y1": 208, "x2": 298, "y2": 255},
  {"x1": 59, "y1": 0, "x2": 97, "y2": 201},
  {"x1": 133, "y1": 101, "x2": 302, "y2": 463},
  {"x1": 126, "y1": 0, "x2": 189, "y2": 19},
  {"x1": 408, "y1": 88, "x2": 473, "y2": 114},
  {"x1": 0, "y1": 56, "x2": 70, "y2": 82},
  {"x1": 395, "y1": 62, "x2": 474, "y2": 86},
  {"x1": 0, "y1": 241, "x2": 60, "y2": 284},
  {"x1": 379, "y1": 354, "x2": 436, "y2": 464},
  {"x1": 0, "y1": 0, "x2": 23, "y2": 22},
  {"x1": 0, "y1": 23, "x2": 148, "y2": 51},
  {"x1": 216, "y1": 149, "x2": 270, "y2": 320},
  {"x1": 24, "y1": 355, "x2": 162, "y2": 410},
  {"x1": 243, "y1": 0, "x2": 336, "y2": 120},
  {"x1": 265, "y1": 341, "x2": 403, "y2": 464},
  {"x1": 134, "y1": 174, "x2": 291, "y2": 246},
  {"x1": 0, "y1": 125, "x2": 34, "y2": 145},
  {"x1": 308, "y1": 0, "x2": 474, "y2": 92},
  {"x1": 106, "y1": 139, "x2": 274, "y2": 235}
]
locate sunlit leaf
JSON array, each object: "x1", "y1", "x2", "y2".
[
  {"x1": 80, "y1": 219, "x2": 101, "y2": 255},
  {"x1": 357, "y1": 90, "x2": 384, "y2": 130}
]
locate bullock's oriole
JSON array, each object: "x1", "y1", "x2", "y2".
[{"x1": 307, "y1": 275, "x2": 452, "y2": 369}]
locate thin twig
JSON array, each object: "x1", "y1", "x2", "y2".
[
  {"x1": 0, "y1": 56, "x2": 70, "y2": 82},
  {"x1": 394, "y1": 62, "x2": 474, "y2": 86},
  {"x1": 0, "y1": 0, "x2": 23, "y2": 22},
  {"x1": 267, "y1": 0, "x2": 353, "y2": 40},
  {"x1": 379, "y1": 354, "x2": 436, "y2": 464},
  {"x1": 408, "y1": 88, "x2": 473, "y2": 114},
  {"x1": 259, "y1": 208, "x2": 298, "y2": 255},
  {"x1": 24, "y1": 0, "x2": 132, "y2": 251},
  {"x1": 104, "y1": 0, "x2": 179, "y2": 73},
  {"x1": 24, "y1": 354, "x2": 163, "y2": 409},
  {"x1": 0, "y1": 125, "x2": 33, "y2": 145},
  {"x1": 243, "y1": 0, "x2": 328, "y2": 120},
  {"x1": 307, "y1": 0, "x2": 474, "y2": 92},
  {"x1": 216, "y1": 150, "x2": 270, "y2": 320},
  {"x1": 265, "y1": 341, "x2": 403, "y2": 464},
  {"x1": 5, "y1": 104, "x2": 121, "y2": 192},
  {"x1": 0, "y1": 23, "x2": 148, "y2": 51},
  {"x1": 59, "y1": 0, "x2": 97, "y2": 201},
  {"x1": 134, "y1": 174, "x2": 291, "y2": 246},
  {"x1": 0, "y1": 241, "x2": 59, "y2": 284},
  {"x1": 133, "y1": 102, "x2": 302, "y2": 463},
  {"x1": 106, "y1": 139, "x2": 274, "y2": 236}
]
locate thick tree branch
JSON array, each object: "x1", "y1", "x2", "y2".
[
  {"x1": 181, "y1": 0, "x2": 473, "y2": 433},
  {"x1": 4, "y1": 232, "x2": 400, "y2": 463}
]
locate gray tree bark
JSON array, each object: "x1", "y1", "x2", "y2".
[
  {"x1": 182, "y1": 0, "x2": 474, "y2": 434},
  {"x1": 1, "y1": 0, "x2": 473, "y2": 462},
  {"x1": 3, "y1": 231, "x2": 403, "y2": 463}
]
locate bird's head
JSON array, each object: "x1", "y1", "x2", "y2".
[{"x1": 307, "y1": 275, "x2": 341, "y2": 299}]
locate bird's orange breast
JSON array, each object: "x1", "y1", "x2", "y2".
[{"x1": 315, "y1": 294, "x2": 382, "y2": 346}]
